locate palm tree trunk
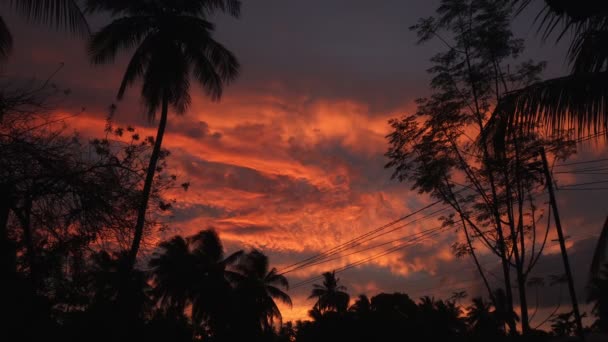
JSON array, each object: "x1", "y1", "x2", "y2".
[{"x1": 127, "y1": 93, "x2": 169, "y2": 270}]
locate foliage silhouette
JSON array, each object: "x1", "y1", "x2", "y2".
[
  {"x1": 308, "y1": 271, "x2": 350, "y2": 314},
  {"x1": 234, "y1": 249, "x2": 292, "y2": 338},
  {"x1": 386, "y1": 0, "x2": 576, "y2": 334},
  {"x1": 88, "y1": 0, "x2": 240, "y2": 270},
  {"x1": 149, "y1": 229, "x2": 242, "y2": 340},
  {"x1": 495, "y1": 0, "x2": 608, "y2": 138}
]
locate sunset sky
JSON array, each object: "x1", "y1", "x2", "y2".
[{"x1": 3, "y1": 0, "x2": 607, "y2": 323}]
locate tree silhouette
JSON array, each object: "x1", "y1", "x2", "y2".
[
  {"x1": 466, "y1": 297, "x2": 504, "y2": 339},
  {"x1": 348, "y1": 294, "x2": 371, "y2": 317},
  {"x1": 309, "y1": 271, "x2": 350, "y2": 314},
  {"x1": 387, "y1": 0, "x2": 576, "y2": 334},
  {"x1": 88, "y1": 0, "x2": 240, "y2": 269},
  {"x1": 149, "y1": 229, "x2": 242, "y2": 339},
  {"x1": 234, "y1": 249, "x2": 292, "y2": 338}
]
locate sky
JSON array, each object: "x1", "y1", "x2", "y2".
[{"x1": 2, "y1": 0, "x2": 607, "y2": 325}]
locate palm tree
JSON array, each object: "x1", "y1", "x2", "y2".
[
  {"x1": 148, "y1": 229, "x2": 242, "y2": 338},
  {"x1": 495, "y1": 1, "x2": 608, "y2": 137},
  {"x1": 148, "y1": 235, "x2": 193, "y2": 314},
  {"x1": 234, "y1": 249, "x2": 292, "y2": 334},
  {"x1": 308, "y1": 271, "x2": 349, "y2": 314},
  {"x1": 88, "y1": 0, "x2": 240, "y2": 269},
  {"x1": 466, "y1": 297, "x2": 503, "y2": 337}
]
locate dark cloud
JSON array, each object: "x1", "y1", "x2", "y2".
[
  {"x1": 171, "y1": 203, "x2": 229, "y2": 222},
  {"x1": 223, "y1": 224, "x2": 275, "y2": 236}
]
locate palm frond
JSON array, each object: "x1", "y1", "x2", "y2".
[
  {"x1": 88, "y1": 16, "x2": 152, "y2": 65},
  {"x1": 223, "y1": 249, "x2": 244, "y2": 266},
  {"x1": 308, "y1": 288, "x2": 326, "y2": 299},
  {"x1": 570, "y1": 29, "x2": 608, "y2": 73},
  {"x1": 9, "y1": 0, "x2": 89, "y2": 36},
  {"x1": 198, "y1": 0, "x2": 242, "y2": 18},
  {"x1": 184, "y1": 32, "x2": 239, "y2": 101},
  {"x1": 117, "y1": 34, "x2": 157, "y2": 100},
  {"x1": 498, "y1": 72, "x2": 608, "y2": 137},
  {"x1": 84, "y1": 0, "x2": 135, "y2": 14},
  {"x1": 267, "y1": 285, "x2": 292, "y2": 307},
  {"x1": 590, "y1": 217, "x2": 608, "y2": 281},
  {"x1": 266, "y1": 268, "x2": 289, "y2": 290},
  {"x1": 189, "y1": 229, "x2": 224, "y2": 261},
  {"x1": 0, "y1": 16, "x2": 13, "y2": 61}
]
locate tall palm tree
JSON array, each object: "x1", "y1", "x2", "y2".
[
  {"x1": 495, "y1": 1, "x2": 608, "y2": 137},
  {"x1": 88, "y1": 0, "x2": 240, "y2": 269},
  {"x1": 234, "y1": 249, "x2": 292, "y2": 334},
  {"x1": 308, "y1": 271, "x2": 349, "y2": 314},
  {"x1": 148, "y1": 229, "x2": 242, "y2": 338}
]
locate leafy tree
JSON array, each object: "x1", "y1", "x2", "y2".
[
  {"x1": 88, "y1": 0, "x2": 241, "y2": 270},
  {"x1": 386, "y1": 0, "x2": 575, "y2": 334}
]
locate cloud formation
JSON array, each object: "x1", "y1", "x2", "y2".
[{"x1": 3, "y1": 0, "x2": 607, "y2": 323}]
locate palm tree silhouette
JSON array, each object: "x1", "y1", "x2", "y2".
[
  {"x1": 309, "y1": 271, "x2": 350, "y2": 314},
  {"x1": 148, "y1": 236, "x2": 193, "y2": 314},
  {"x1": 496, "y1": 1, "x2": 608, "y2": 137},
  {"x1": 466, "y1": 297, "x2": 503, "y2": 337},
  {"x1": 149, "y1": 229, "x2": 242, "y2": 338},
  {"x1": 88, "y1": 0, "x2": 240, "y2": 269},
  {"x1": 234, "y1": 249, "x2": 292, "y2": 334}
]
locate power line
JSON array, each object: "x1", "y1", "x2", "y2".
[
  {"x1": 290, "y1": 225, "x2": 454, "y2": 289},
  {"x1": 290, "y1": 225, "x2": 449, "y2": 273},
  {"x1": 555, "y1": 166, "x2": 608, "y2": 174},
  {"x1": 278, "y1": 199, "x2": 450, "y2": 275},
  {"x1": 554, "y1": 158, "x2": 608, "y2": 167},
  {"x1": 289, "y1": 228, "x2": 447, "y2": 289},
  {"x1": 558, "y1": 180, "x2": 608, "y2": 188},
  {"x1": 280, "y1": 206, "x2": 451, "y2": 276}
]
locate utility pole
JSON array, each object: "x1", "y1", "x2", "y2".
[{"x1": 540, "y1": 147, "x2": 585, "y2": 340}]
